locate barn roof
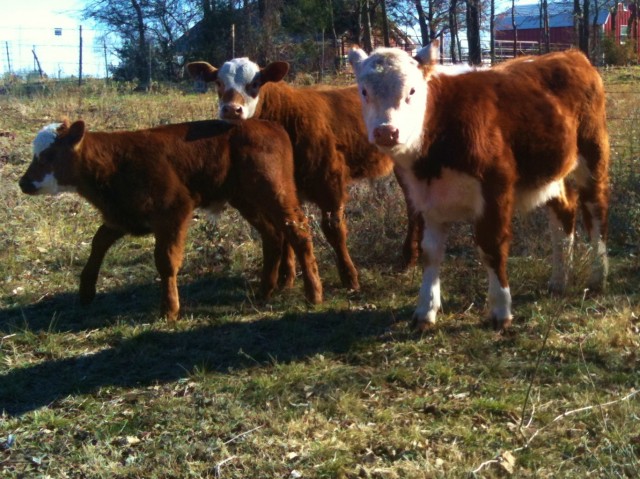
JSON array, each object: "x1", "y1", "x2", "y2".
[{"x1": 495, "y1": 1, "x2": 610, "y2": 31}]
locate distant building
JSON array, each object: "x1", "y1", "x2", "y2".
[{"x1": 495, "y1": 2, "x2": 640, "y2": 63}]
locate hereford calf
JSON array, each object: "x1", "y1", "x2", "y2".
[
  {"x1": 19, "y1": 119, "x2": 323, "y2": 321},
  {"x1": 349, "y1": 47, "x2": 609, "y2": 330},
  {"x1": 186, "y1": 59, "x2": 424, "y2": 290}
]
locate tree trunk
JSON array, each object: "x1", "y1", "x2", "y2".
[
  {"x1": 415, "y1": 0, "x2": 430, "y2": 45},
  {"x1": 610, "y1": 4, "x2": 617, "y2": 38},
  {"x1": 574, "y1": 0, "x2": 582, "y2": 50},
  {"x1": 131, "y1": 0, "x2": 150, "y2": 89},
  {"x1": 428, "y1": 0, "x2": 437, "y2": 40},
  {"x1": 511, "y1": 0, "x2": 518, "y2": 58},
  {"x1": 466, "y1": 0, "x2": 482, "y2": 64},
  {"x1": 542, "y1": 0, "x2": 550, "y2": 53},
  {"x1": 490, "y1": 0, "x2": 495, "y2": 63},
  {"x1": 381, "y1": 0, "x2": 391, "y2": 47},
  {"x1": 580, "y1": 0, "x2": 590, "y2": 58},
  {"x1": 363, "y1": 0, "x2": 374, "y2": 52},
  {"x1": 449, "y1": 0, "x2": 458, "y2": 62}
]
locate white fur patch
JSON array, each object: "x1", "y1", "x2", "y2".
[
  {"x1": 572, "y1": 155, "x2": 591, "y2": 189},
  {"x1": 432, "y1": 64, "x2": 479, "y2": 77},
  {"x1": 33, "y1": 123, "x2": 61, "y2": 157},
  {"x1": 402, "y1": 167, "x2": 485, "y2": 224},
  {"x1": 351, "y1": 48, "x2": 429, "y2": 152},
  {"x1": 219, "y1": 58, "x2": 259, "y2": 91},
  {"x1": 414, "y1": 221, "x2": 448, "y2": 324},
  {"x1": 217, "y1": 58, "x2": 261, "y2": 119},
  {"x1": 516, "y1": 180, "x2": 564, "y2": 213},
  {"x1": 547, "y1": 207, "x2": 574, "y2": 292},
  {"x1": 32, "y1": 173, "x2": 77, "y2": 195},
  {"x1": 486, "y1": 269, "x2": 512, "y2": 322}
]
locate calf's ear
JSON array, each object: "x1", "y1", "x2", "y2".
[
  {"x1": 186, "y1": 61, "x2": 219, "y2": 83},
  {"x1": 415, "y1": 39, "x2": 440, "y2": 65},
  {"x1": 261, "y1": 61, "x2": 289, "y2": 83},
  {"x1": 348, "y1": 48, "x2": 368, "y2": 76},
  {"x1": 66, "y1": 120, "x2": 86, "y2": 146}
]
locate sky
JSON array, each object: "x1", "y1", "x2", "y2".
[{"x1": 0, "y1": 0, "x2": 112, "y2": 78}]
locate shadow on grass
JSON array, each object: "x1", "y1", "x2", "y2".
[
  {"x1": 0, "y1": 300, "x2": 406, "y2": 416},
  {"x1": 0, "y1": 273, "x2": 259, "y2": 334}
]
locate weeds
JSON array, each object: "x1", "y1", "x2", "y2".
[{"x1": 0, "y1": 75, "x2": 639, "y2": 477}]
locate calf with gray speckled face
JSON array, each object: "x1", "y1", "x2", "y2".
[{"x1": 349, "y1": 45, "x2": 610, "y2": 330}]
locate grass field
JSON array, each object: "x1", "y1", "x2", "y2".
[{"x1": 0, "y1": 71, "x2": 639, "y2": 478}]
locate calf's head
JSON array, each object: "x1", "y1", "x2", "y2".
[
  {"x1": 186, "y1": 58, "x2": 289, "y2": 120},
  {"x1": 19, "y1": 120, "x2": 85, "y2": 195},
  {"x1": 348, "y1": 45, "x2": 436, "y2": 153}
]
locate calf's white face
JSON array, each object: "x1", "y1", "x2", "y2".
[
  {"x1": 349, "y1": 47, "x2": 429, "y2": 157},
  {"x1": 186, "y1": 58, "x2": 289, "y2": 121},
  {"x1": 19, "y1": 122, "x2": 82, "y2": 196},
  {"x1": 216, "y1": 58, "x2": 263, "y2": 120}
]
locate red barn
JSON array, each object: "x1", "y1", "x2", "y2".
[{"x1": 495, "y1": 2, "x2": 640, "y2": 63}]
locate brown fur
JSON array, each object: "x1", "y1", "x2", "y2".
[
  {"x1": 19, "y1": 119, "x2": 323, "y2": 321},
  {"x1": 418, "y1": 50, "x2": 609, "y2": 325},
  {"x1": 187, "y1": 61, "x2": 424, "y2": 290}
]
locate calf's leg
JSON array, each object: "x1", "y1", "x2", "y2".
[
  {"x1": 280, "y1": 210, "x2": 323, "y2": 304},
  {"x1": 576, "y1": 155, "x2": 609, "y2": 292},
  {"x1": 233, "y1": 203, "x2": 283, "y2": 301},
  {"x1": 412, "y1": 218, "x2": 448, "y2": 330},
  {"x1": 394, "y1": 166, "x2": 423, "y2": 269},
  {"x1": 320, "y1": 206, "x2": 359, "y2": 291},
  {"x1": 278, "y1": 242, "x2": 297, "y2": 289},
  {"x1": 311, "y1": 167, "x2": 359, "y2": 290},
  {"x1": 546, "y1": 184, "x2": 577, "y2": 294},
  {"x1": 475, "y1": 200, "x2": 513, "y2": 330},
  {"x1": 153, "y1": 213, "x2": 190, "y2": 322},
  {"x1": 79, "y1": 224, "x2": 125, "y2": 305}
]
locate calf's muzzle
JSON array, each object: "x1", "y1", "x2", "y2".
[{"x1": 373, "y1": 125, "x2": 399, "y2": 147}]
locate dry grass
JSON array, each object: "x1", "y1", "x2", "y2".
[{"x1": 0, "y1": 74, "x2": 639, "y2": 478}]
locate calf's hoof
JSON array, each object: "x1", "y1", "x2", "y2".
[
  {"x1": 489, "y1": 314, "x2": 513, "y2": 332},
  {"x1": 411, "y1": 309, "x2": 437, "y2": 332},
  {"x1": 279, "y1": 275, "x2": 296, "y2": 290},
  {"x1": 78, "y1": 286, "x2": 96, "y2": 306},
  {"x1": 547, "y1": 280, "x2": 567, "y2": 296},
  {"x1": 305, "y1": 289, "x2": 323, "y2": 305}
]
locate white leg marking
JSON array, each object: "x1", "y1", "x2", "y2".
[
  {"x1": 547, "y1": 207, "x2": 574, "y2": 293},
  {"x1": 413, "y1": 220, "x2": 448, "y2": 325},
  {"x1": 487, "y1": 269, "x2": 512, "y2": 324},
  {"x1": 586, "y1": 204, "x2": 608, "y2": 289}
]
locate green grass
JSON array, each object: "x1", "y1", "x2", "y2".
[{"x1": 0, "y1": 74, "x2": 639, "y2": 477}]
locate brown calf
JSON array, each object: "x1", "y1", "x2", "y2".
[
  {"x1": 19, "y1": 119, "x2": 323, "y2": 321},
  {"x1": 186, "y1": 58, "x2": 423, "y2": 290},
  {"x1": 349, "y1": 47, "x2": 609, "y2": 330}
]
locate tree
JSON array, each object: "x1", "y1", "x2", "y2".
[
  {"x1": 466, "y1": 0, "x2": 481, "y2": 64},
  {"x1": 82, "y1": 0, "x2": 152, "y2": 87},
  {"x1": 541, "y1": 0, "x2": 550, "y2": 53},
  {"x1": 83, "y1": 0, "x2": 201, "y2": 85}
]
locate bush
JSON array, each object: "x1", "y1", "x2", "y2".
[{"x1": 603, "y1": 34, "x2": 637, "y2": 66}]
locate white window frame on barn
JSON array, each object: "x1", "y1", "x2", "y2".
[{"x1": 620, "y1": 24, "x2": 628, "y2": 44}]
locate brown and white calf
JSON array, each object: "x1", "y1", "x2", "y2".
[
  {"x1": 349, "y1": 47, "x2": 610, "y2": 329},
  {"x1": 186, "y1": 58, "x2": 424, "y2": 290},
  {"x1": 19, "y1": 119, "x2": 323, "y2": 321}
]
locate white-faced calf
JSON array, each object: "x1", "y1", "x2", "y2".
[
  {"x1": 186, "y1": 58, "x2": 425, "y2": 290},
  {"x1": 19, "y1": 119, "x2": 323, "y2": 321},
  {"x1": 349, "y1": 47, "x2": 609, "y2": 330}
]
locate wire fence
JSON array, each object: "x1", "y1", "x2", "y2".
[{"x1": 0, "y1": 26, "x2": 116, "y2": 79}]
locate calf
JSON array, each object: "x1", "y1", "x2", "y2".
[
  {"x1": 19, "y1": 119, "x2": 323, "y2": 321},
  {"x1": 186, "y1": 58, "x2": 424, "y2": 290},
  {"x1": 349, "y1": 47, "x2": 609, "y2": 330}
]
